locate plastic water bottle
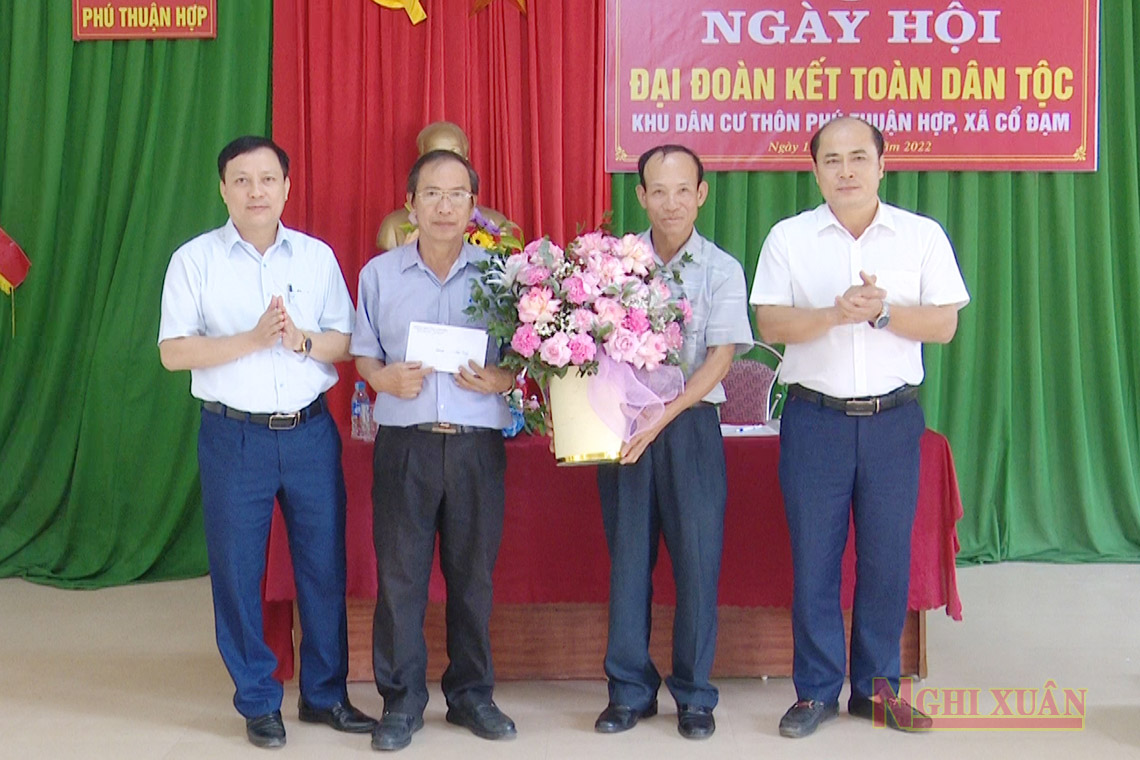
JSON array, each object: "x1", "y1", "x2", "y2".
[{"x1": 351, "y1": 381, "x2": 374, "y2": 441}]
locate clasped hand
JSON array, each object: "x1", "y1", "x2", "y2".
[
  {"x1": 249, "y1": 295, "x2": 308, "y2": 351},
  {"x1": 834, "y1": 271, "x2": 886, "y2": 324}
]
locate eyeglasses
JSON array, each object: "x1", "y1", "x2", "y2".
[{"x1": 417, "y1": 189, "x2": 473, "y2": 206}]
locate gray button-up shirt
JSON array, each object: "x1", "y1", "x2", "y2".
[
  {"x1": 642, "y1": 228, "x2": 754, "y2": 404},
  {"x1": 350, "y1": 242, "x2": 511, "y2": 429}
]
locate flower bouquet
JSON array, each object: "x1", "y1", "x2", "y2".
[
  {"x1": 468, "y1": 229, "x2": 692, "y2": 463},
  {"x1": 458, "y1": 210, "x2": 542, "y2": 439}
]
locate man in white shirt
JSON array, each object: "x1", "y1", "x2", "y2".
[
  {"x1": 750, "y1": 117, "x2": 969, "y2": 738},
  {"x1": 158, "y1": 136, "x2": 376, "y2": 749}
]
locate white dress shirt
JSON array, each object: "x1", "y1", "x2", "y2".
[
  {"x1": 158, "y1": 219, "x2": 354, "y2": 413},
  {"x1": 750, "y1": 202, "x2": 969, "y2": 398}
]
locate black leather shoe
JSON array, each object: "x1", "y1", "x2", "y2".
[
  {"x1": 677, "y1": 705, "x2": 715, "y2": 739},
  {"x1": 245, "y1": 710, "x2": 286, "y2": 749},
  {"x1": 778, "y1": 699, "x2": 838, "y2": 738},
  {"x1": 298, "y1": 697, "x2": 378, "y2": 733},
  {"x1": 371, "y1": 712, "x2": 424, "y2": 752},
  {"x1": 849, "y1": 694, "x2": 933, "y2": 732},
  {"x1": 594, "y1": 700, "x2": 658, "y2": 733},
  {"x1": 445, "y1": 701, "x2": 518, "y2": 740}
]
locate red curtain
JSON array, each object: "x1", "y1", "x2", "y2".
[{"x1": 272, "y1": 0, "x2": 609, "y2": 426}]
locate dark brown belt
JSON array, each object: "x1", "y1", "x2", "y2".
[
  {"x1": 787, "y1": 384, "x2": 919, "y2": 417},
  {"x1": 410, "y1": 422, "x2": 483, "y2": 435},
  {"x1": 202, "y1": 395, "x2": 327, "y2": 430}
]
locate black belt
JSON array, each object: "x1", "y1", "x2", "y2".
[
  {"x1": 202, "y1": 395, "x2": 327, "y2": 430},
  {"x1": 787, "y1": 384, "x2": 919, "y2": 417},
  {"x1": 409, "y1": 422, "x2": 484, "y2": 435}
]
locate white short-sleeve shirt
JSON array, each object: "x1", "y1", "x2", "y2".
[
  {"x1": 158, "y1": 219, "x2": 354, "y2": 413},
  {"x1": 750, "y1": 202, "x2": 969, "y2": 398}
]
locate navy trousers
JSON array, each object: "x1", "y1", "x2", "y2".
[
  {"x1": 596, "y1": 404, "x2": 726, "y2": 711},
  {"x1": 370, "y1": 426, "x2": 506, "y2": 718},
  {"x1": 197, "y1": 406, "x2": 349, "y2": 718},
  {"x1": 778, "y1": 395, "x2": 925, "y2": 705}
]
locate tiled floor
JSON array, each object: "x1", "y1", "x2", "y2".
[{"x1": 1, "y1": 563, "x2": 1137, "y2": 759}]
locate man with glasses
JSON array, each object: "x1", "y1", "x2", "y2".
[
  {"x1": 375, "y1": 121, "x2": 514, "y2": 251},
  {"x1": 351, "y1": 149, "x2": 518, "y2": 752}
]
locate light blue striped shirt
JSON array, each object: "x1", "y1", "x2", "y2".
[
  {"x1": 642, "y1": 228, "x2": 754, "y2": 404},
  {"x1": 350, "y1": 242, "x2": 511, "y2": 429}
]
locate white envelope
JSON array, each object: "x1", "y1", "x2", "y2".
[{"x1": 405, "y1": 321, "x2": 488, "y2": 374}]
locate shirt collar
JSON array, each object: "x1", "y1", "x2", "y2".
[
  {"x1": 814, "y1": 200, "x2": 896, "y2": 239},
  {"x1": 223, "y1": 218, "x2": 292, "y2": 258},
  {"x1": 398, "y1": 241, "x2": 477, "y2": 280},
  {"x1": 641, "y1": 227, "x2": 705, "y2": 270}
]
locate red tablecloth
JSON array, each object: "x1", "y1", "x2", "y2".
[{"x1": 262, "y1": 429, "x2": 964, "y2": 678}]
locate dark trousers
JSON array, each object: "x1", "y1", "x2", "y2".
[
  {"x1": 197, "y1": 407, "x2": 349, "y2": 718},
  {"x1": 596, "y1": 404, "x2": 726, "y2": 711},
  {"x1": 778, "y1": 395, "x2": 925, "y2": 705},
  {"x1": 371, "y1": 426, "x2": 506, "y2": 717}
]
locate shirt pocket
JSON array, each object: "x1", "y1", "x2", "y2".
[
  {"x1": 874, "y1": 268, "x2": 921, "y2": 307},
  {"x1": 285, "y1": 286, "x2": 322, "y2": 330}
]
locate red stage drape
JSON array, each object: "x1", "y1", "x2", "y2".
[{"x1": 272, "y1": 0, "x2": 610, "y2": 429}]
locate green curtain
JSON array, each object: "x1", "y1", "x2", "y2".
[
  {"x1": 612, "y1": 1, "x2": 1140, "y2": 563},
  {"x1": 0, "y1": 3, "x2": 272, "y2": 587}
]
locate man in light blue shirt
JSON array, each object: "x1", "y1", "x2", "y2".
[
  {"x1": 158, "y1": 136, "x2": 376, "y2": 748},
  {"x1": 594, "y1": 145, "x2": 753, "y2": 740},
  {"x1": 351, "y1": 149, "x2": 517, "y2": 752}
]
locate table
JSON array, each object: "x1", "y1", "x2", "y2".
[{"x1": 262, "y1": 429, "x2": 964, "y2": 681}]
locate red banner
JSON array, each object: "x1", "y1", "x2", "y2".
[
  {"x1": 73, "y1": 1, "x2": 216, "y2": 40},
  {"x1": 605, "y1": 1, "x2": 1099, "y2": 172}
]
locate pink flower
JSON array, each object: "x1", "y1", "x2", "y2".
[
  {"x1": 636, "y1": 332, "x2": 669, "y2": 371},
  {"x1": 562, "y1": 275, "x2": 590, "y2": 305},
  {"x1": 652, "y1": 278, "x2": 672, "y2": 301},
  {"x1": 575, "y1": 231, "x2": 610, "y2": 259},
  {"x1": 510, "y1": 324, "x2": 541, "y2": 358},
  {"x1": 590, "y1": 255, "x2": 625, "y2": 288},
  {"x1": 593, "y1": 297, "x2": 626, "y2": 329},
  {"x1": 524, "y1": 237, "x2": 564, "y2": 266},
  {"x1": 520, "y1": 264, "x2": 551, "y2": 286},
  {"x1": 570, "y1": 308, "x2": 595, "y2": 333},
  {"x1": 568, "y1": 332, "x2": 597, "y2": 365},
  {"x1": 579, "y1": 270, "x2": 601, "y2": 298},
  {"x1": 501, "y1": 252, "x2": 528, "y2": 285},
  {"x1": 617, "y1": 234, "x2": 654, "y2": 276},
  {"x1": 517, "y1": 286, "x2": 561, "y2": 324},
  {"x1": 604, "y1": 327, "x2": 641, "y2": 365},
  {"x1": 539, "y1": 332, "x2": 572, "y2": 367},
  {"x1": 621, "y1": 307, "x2": 651, "y2": 335},
  {"x1": 678, "y1": 297, "x2": 693, "y2": 324},
  {"x1": 664, "y1": 321, "x2": 684, "y2": 350},
  {"x1": 546, "y1": 241, "x2": 566, "y2": 265},
  {"x1": 523, "y1": 237, "x2": 546, "y2": 262}
]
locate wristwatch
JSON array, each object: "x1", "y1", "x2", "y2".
[
  {"x1": 294, "y1": 332, "x2": 312, "y2": 357},
  {"x1": 870, "y1": 302, "x2": 891, "y2": 330}
]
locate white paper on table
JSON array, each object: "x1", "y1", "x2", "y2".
[
  {"x1": 404, "y1": 321, "x2": 488, "y2": 374},
  {"x1": 719, "y1": 420, "x2": 780, "y2": 437}
]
